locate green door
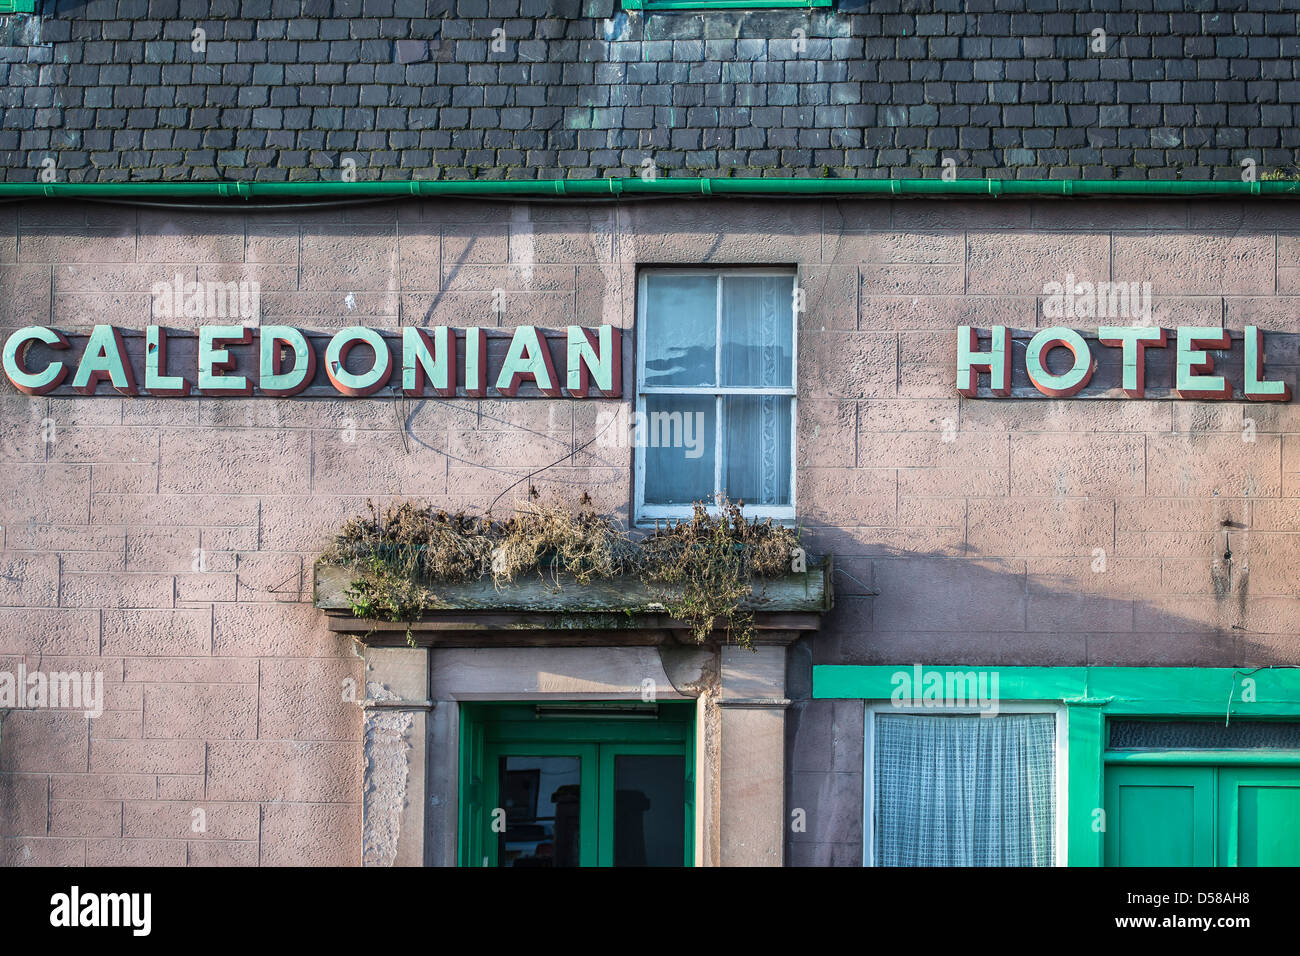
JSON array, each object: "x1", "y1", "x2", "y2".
[
  {"x1": 1105, "y1": 766, "x2": 1214, "y2": 867},
  {"x1": 459, "y1": 702, "x2": 694, "y2": 867},
  {"x1": 1105, "y1": 764, "x2": 1300, "y2": 866}
]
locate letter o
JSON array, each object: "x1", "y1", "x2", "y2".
[
  {"x1": 1025, "y1": 327, "x2": 1093, "y2": 397},
  {"x1": 324, "y1": 327, "x2": 392, "y2": 397}
]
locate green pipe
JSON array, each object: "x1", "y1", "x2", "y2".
[{"x1": 0, "y1": 177, "x2": 1296, "y2": 203}]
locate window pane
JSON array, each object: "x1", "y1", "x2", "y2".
[
  {"x1": 874, "y1": 714, "x2": 1056, "y2": 866},
  {"x1": 723, "y1": 395, "x2": 791, "y2": 506},
  {"x1": 614, "y1": 754, "x2": 686, "y2": 867},
  {"x1": 642, "y1": 395, "x2": 716, "y2": 505},
  {"x1": 643, "y1": 273, "x2": 717, "y2": 387},
  {"x1": 721, "y1": 274, "x2": 793, "y2": 387},
  {"x1": 497, "y1": 755, "x2": 582, "y2": 867},
  {"x1": 1109, "y1": 719, "x2": 1300, "y2": 750}
]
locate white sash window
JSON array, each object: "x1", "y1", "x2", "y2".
[{"x1": 635, "y1": 269, "x2": 797, "y2": 522}]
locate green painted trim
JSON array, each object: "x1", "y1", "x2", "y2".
[
  {"x1": 1105, "y1": 750, "x2": 1300, "y2": 766},
  {"x1": 0, "y1": 1, "x2": 36, "y2": 13},
  {"x1": 1, "y1": 177, "x2": 1298, "y2": 204},
  {"x1": 821, "y1": 665, "x2": 1300, "y2": 867},
  {"x1": 457, "y1": 704, "x2": 487, "y2": 868},
  {"x1": 814, "y1": 665, "x2": 1300, "y2": 710}
]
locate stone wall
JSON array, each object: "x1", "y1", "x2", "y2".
[{"x1": 2, "y1": 195, "x2": 1299, "y2": 865}]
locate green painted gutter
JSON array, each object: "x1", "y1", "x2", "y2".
[{"x1": 0, "y1": 177, "x2": 1296, "y2": 203}]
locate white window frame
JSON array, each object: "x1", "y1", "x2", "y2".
[
  {"x1": 863, "y1": 701, "x2": 1069, "y2": 867},
  {"x1": 634, "y1": 267, "x2": 798, "y2": 525}
]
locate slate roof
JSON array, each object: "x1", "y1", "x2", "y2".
[{"x1": 1, "y1": 0, "x2": 1297, "y2": 183}]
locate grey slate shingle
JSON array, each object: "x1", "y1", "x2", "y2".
[{"x1": 1, "y1": 3, "x2": 1299, "y2": 181}]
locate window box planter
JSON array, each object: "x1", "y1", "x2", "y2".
[{"x1": 312, "y1": 554, "x2": 839, "y2": 646}]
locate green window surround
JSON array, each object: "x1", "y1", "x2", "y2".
[
  {"x1": 0, "y1": 1, "x2": 37, "y2": 13},
  {"x1": 815, "y1": 665, "x2": 1300, "y2": 866},
  {"x1": 623, "y1": 1, "x2": 831, "y2": 10}
]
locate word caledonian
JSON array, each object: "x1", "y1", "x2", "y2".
[{"x1": 1, "y1": 324, "x2": 621, "y2": 399}]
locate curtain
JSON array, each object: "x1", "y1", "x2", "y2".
[
  {"x1": 874, "y1": 713, "x2": 1056, "y2": 866},
  {"x1": 720, "y1": 276, "x2": 792, "y2": 505},
  {"x1": 721, "y1": 275, "x2": 792, "y2": 387},
  {"x1": 724, "y1": 396, "x2": 791, "y2": 505}
]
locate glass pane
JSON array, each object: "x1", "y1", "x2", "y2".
[
  {"x1": 614, "y1": 754, "x2": 686, "y2": 867},
  {"x1": 497, "y1": 755, "x2": 581, "y2": 867},
  {"x1": 1109, "y1": 719, "x2": 1300, "y2": 750},
  {"x1": 643, "y1": 395, "x2": 716, "y2": 505},
  {"x1": 721, "y1": 275, "x2": 793, "y2": 387},
  {"x1": 723, "y1": 395, "x2": 791, "y2": 506},
  {"x1": 874, "y1": 714, "x2": 1056, "y2": 866},
  {"x1": 643, "y1": 273, "x2": 717, "y2": 387}
]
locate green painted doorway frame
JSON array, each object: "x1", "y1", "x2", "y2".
[
  {"x1": 457, "y1": 701, "x2": 696, "y2": 867},
  {"x1": 814, "y1": 665, "x2": 1300, "y2": 866}
]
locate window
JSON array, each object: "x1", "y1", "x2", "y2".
[
  {"x1": 866, "y1": 706, "x2": 1066, "y2": 867},
  {"x1": 635, "y1": 269, "x2": 796, "y2": 523},
  {"x1": 1108, "y1": 718, "x2": 1300, "y2": 750}
]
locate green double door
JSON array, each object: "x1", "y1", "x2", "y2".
[
  {"x1": 459, "y1": 702, "x2": 694, "y2": 867},
  {"x1": 1105, "y1": 765, "x2": 1300, "y2": 866}
]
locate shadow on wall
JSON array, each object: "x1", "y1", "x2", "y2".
[
  {"x1": 800, "y1": 532, "x2": 1297, "y2": 670},
  {"x1": 781, "y1": 536, "x2": 1299, "y2": 866}
]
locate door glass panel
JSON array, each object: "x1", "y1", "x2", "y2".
[
  {"x1": 613, "y1": 754, "x2": 686, "y2": 867},
  {"x1": 497, "y1": 755, "x2": 581, "y2": 868}
]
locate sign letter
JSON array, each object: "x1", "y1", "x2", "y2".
[
  {"x1": 1175, "y1": 327, "x2": 1232, "y2": 400},
  {"x1": 566, "y1": 325, "x2": 621, "y2": 398},
  {"x1": 956, "y1": 326, "x2": 1010, "y2": 397},
  {"x1": 1244, "y1": 325, "x2": 1289, "y2": 402},
  {"x1": 1097, "y1": 325, "x2": 1167, "y2": 398},
  {"x1": 3, "y1": 326, "x2": 70, "y2": 395}
]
